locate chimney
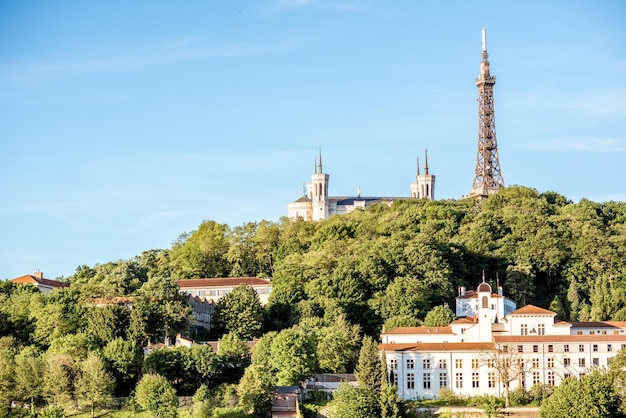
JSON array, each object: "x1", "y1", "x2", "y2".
[
  {"x1": 498, "y1": 286, "x2": 503, "y2": 296},
  {"x1": 34, "y1": 270, "x2": 43, "y2": 279},
  {"x1": 460, "y1": 286, "x2": 466, "y2": 296}
]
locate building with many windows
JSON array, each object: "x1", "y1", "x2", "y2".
[{"x1": 380, "y1": 280, "x2": 626, "y2": 400}]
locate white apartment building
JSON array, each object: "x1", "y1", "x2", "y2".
[{"x1": 380, "y1": 280, "x2": 626, "y2": 400}]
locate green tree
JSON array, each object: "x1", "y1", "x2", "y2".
[
  {"x1": 270, "y1": 329, "x2": 316, "y2": 386},
  {"x1": 75, "y1": 352, "x2": 114, "y2": 418},
  {"x1": 549, "y1": 296, "x2": 567, "y2": 321},
  {"x1": 213, "y1": 284, "x2": 264, "y2": 340},
  {"x1": 169, "y1": 220, "x2": 230, "y2": 280},
  {"x1": 330, "y1": 383, "x2": 379, "y2": 418},
  {"x1": 355, "y1": 336, "x2": 383, "y2": 398},
  {"x1": 237, "y1": 364, "x2": 275, "y2": 416},
  {"x1": 317, "y1": 315, "x2": 361, "y2": 373},
  {"x1": 14, "y1": 345, "x2": 45, "y2": 415},
  {"x1": 0, "y1": 339, "x2": 17, "y2": 407},
  {"x1": 43, "y1": 352, "x2": 76, "y2": 409},
  {"x1": 423, "y1": 304, "x2": 456, "y2": 327},
  {"x1": 540, "y1": 370, "x2": 624, "y2": 418},
  {"x1": 217, "y1": 333, "x2": 251, "y2": 384},
  {"x1": 135, "y1": 373, "x2": 179, "y2": 418},
  {"x1": 383, "y1": 315, "x2": 421, "y2": 332},
  {"x1": 103, "y1": 337, "x2": 142, "y2": 395}
]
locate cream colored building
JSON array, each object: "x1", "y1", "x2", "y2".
[
  {"x1": 288, "y1": 150, "x2": 435, "y2": 221},
  {"x1": 380, "y1": 281, "x2": 626, "y2": 400}
]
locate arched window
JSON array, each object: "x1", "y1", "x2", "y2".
[
  {"x1": 426, "y1": 184, "x2": 430, "y2": 197},
  {"x1": 482, "y1": 296, "x2": 488, "y2": 309}
]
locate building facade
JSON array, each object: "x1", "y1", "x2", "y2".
[
  {"x1": 380, "y1": 281, "x2": 626, "y2": 400},
  {"x1": 288, "y1": 149, "x2": 435, "y2": 221}
]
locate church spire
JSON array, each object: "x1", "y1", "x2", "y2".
[
  {"x1": 314, "y1": 155, "x2": 317, "y2": 174},
  {"x1": 318, "y1": 147, "x2": 323, "y2": 174},
  {"x1": 416, "y1": 157, "x2": 420, "y2": 178},
  {"x1": 424, "y1": 149, "x2": 429, "y2": 175}
]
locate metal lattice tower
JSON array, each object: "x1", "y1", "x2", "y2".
[{"x1": 469, "y1": 28, "x2": 504, "y2": 199}]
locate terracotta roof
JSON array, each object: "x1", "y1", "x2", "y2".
[
  {"x1": 508, "y1": 304, "x2": 555, "y2": 316},
  {"x1": 569, "y1": 321, "x2": 626, "y2": 329},
  {"x1": 11, "y1": 275, "x2": 68, "y2": 288},
  {"x1": 177, "y1": 277, "x2": 271, "y2": 288},
  {"x1": 379, "y1": 342, "x2": 495, "y2": 352},
  {"x1": 494, "y1": 334, "x2": 626, "y2": 343},
  {"x1": 384, "y1": 326, "x2": 453, "y2": 335},
  {"x1": 451, "y1": 317, "x2": 477, "y2": 325}
]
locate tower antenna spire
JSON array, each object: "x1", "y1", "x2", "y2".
[
  {"x1": 469, "y1": 27, "x2": 504, "y2": 199},
  {"x1": 416, "y1": 157, "x2": 420, "y2": 178},
  {"x1": 424, "y1": 149, "x2": 429, "y2": 176}
]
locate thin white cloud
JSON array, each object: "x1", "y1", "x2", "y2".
[
  {"x1": 261, "y1": 0, "x2": 377, "y2": 16},
  {"x1": 523, "y1": 137, "x2": 626, "y2": 152}
]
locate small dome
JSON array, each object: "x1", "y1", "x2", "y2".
[{"x1": 477, "y1": 282, "x2": 492, "y2": 293}]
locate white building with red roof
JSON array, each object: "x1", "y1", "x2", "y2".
[
  {"x1": 380, "y1": 280, "x2": 626, "y2": 400},
  {"x1": 10, "y1": 271, "x2": 68, "y2": 294}
]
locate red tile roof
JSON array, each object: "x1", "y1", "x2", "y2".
[
  {"x1": 384, "y1": 326, "x2": 453, "y2": 335},
  {"x1": 11, "y1": 274, "x2": 68, "y2": 288},
  {"x1": 508, "y1": 304, "x2": 555, "y2": 316},
  {"x1": 494, "y1": 334, "x2": 626, "y2": 343},
  {"x1": 379, "y1": 342, "x2": 495, "y2": 352},
  {"x1": 177, "y1": 277, "x2": 271, "y2": 288}
]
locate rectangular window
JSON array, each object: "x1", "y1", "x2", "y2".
[
  {"x1": 532, "y1": 358, "x2": 540, "y2": 368},
  {"x1": 564, "y1": 373, "x2": 571, "y2": 379},
  {"x1": 547, "y1": 371, "x2": 555, "y2": 386},
  {"x1": 548, "y1": 345, "x2": 554, "y2": 353},
  {"x1": 533, "y1": 372, "x2": 540, "y2": 385},
  {"x1": 518, "y1": 345, "x2": 524, "y2": 353},
  {"x1": 390, "y1": 359, "x2": 398, "y2": 370},
  {"x1": 579, "y1": 358, "x2": 586, "y2": 367},
  {"x1": 423, "y1": 359, "x2": 431, "y2": 369},
  {"x1": 407, "y1": 359, "x2": 414, "y2": 369},
  {"x1": 439, "y1": 359, "x2": 447, "y2": 369},
  {"x1": 533, "y1": 345, "x2": 539, "y2": 353},
  {"x1": 423, "y1": 373, "x2": 431, "y2": 389},
  {"x1": 593, "y1": 344, "x2": 598, "y2": 352},
  {"x1": 608, "y1": 344, "x2": 613, "y2": 352},
  {"x1": 472, "y1": 372, "x2": 479, "y2": 388},
  {"x1": 593, "y1": 358, "x2": 600, "y2": 367},
  {"x1": 577, "y1": 331, "x2": 583, "y2": 335},
  {"x1": 521, "y1": 324, "x2": 528, "y2": 335},
  {"x1": 538, "y1": 324, "x2": 545, "y2": 335},
  {"x1": 393, "y1": 371, "x2": 398, "y2": 385},
  {"x1": 455, "y1": 373, "x2": 463, "y2": 389},
  {"x1": 590, "y1": 331, "x2": 595, "y2": 335},
  {"x1": 547, "y1": 358, "x2": 554, "y2": 368},
  {"x1": 579, "y1": 344, "x2": 585, "y2": 352},
  {"x1": 488, "y1": 372, "x2": 496, "y2": 388},
  {"x1": 564, "y1": 358, "x2": 570, "y2": 367},
  {"x1": 564, "y1": 344, "x2": 570, "y2": 353},
  {"x1": 455, "y1": 359, "x2": 463, "y2": 369},
  {"x1": 472, "y1": 358, "x2": 479, "y2": 369},
  {"x1": 439, "y1": 372, "x2": 448, "y2": 388},
  {"x1": 407, "y1": 373, "x2": 415, "y2": 389}
]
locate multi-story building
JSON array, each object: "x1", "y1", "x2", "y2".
[
  {"x1": 380, "y1": 280, "x2": 626, "y2": 400},
  {"x1": 177, "y1": 277, "x2": 272, "y2": 334}
]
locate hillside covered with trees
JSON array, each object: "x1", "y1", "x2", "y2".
[{"x1": 2, "y1": 185, "x2": 626, "y2": 416}]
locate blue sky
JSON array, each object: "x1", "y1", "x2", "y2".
[{"x1": 1, "y1": 0, "x2": 625, "y2": 280}]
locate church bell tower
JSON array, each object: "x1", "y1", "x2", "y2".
[
  {"x1": 469, "y1": 28, "x2": 504, "y2": 199},
  {"x1": 410, "y1": 149, "x2": 435, "y2": 200},
  {"x1": 311, "y1": 148, "x2": 329, "y2": 220}
]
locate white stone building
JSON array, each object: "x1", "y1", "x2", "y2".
[
  {"x1": 380, "y1": 280, "x2": 626, "y2": 400},
  {"x1": 288, "y1": 149, "x2": 435, "y2": 221}
]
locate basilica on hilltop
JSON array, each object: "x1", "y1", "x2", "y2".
[{"x1": 287, "y1": 149, "x2": 435, "y2": 221}]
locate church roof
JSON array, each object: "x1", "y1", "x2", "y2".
[
  {"x1": 292, "y1": 195, "x2": 311, "y2": 203},
  {"x1": 331, "y1": 196, "x2": 405, "y2": 205},
  {"x1": 508, "y1": 304, "x2": 555, "y2": 316}
]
